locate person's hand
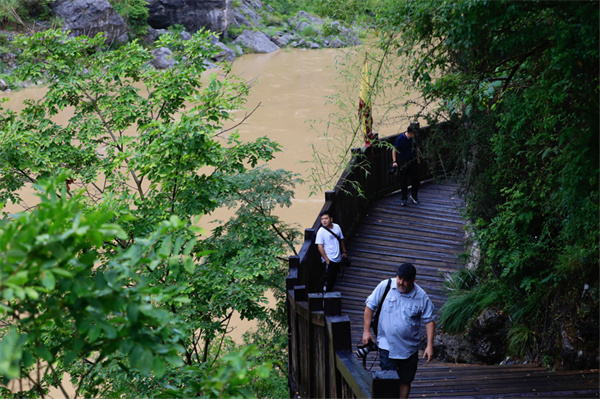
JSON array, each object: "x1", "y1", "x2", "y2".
[
  {"x1": 362, "y1": 331, "x2": 373, "y2": 345},
  {"x1": 423, "y1": 345, "x2": 434, "y2": 363},
  {"x1": 342, "y1": 252, "x2": 348, "y2": 258}
]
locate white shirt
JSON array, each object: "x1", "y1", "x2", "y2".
[
  {"x1": 315, "y1": 223, "x2": 344, "y2": 263},
  {"x1": 366, "y1": 279, "x2": 434, "y2": 359}
]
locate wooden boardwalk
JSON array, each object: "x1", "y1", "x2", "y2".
[{"x1": 334, "y1": 181, "x2": 599, "y2": 398}]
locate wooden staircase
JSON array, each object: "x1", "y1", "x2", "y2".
[{"x1": 333, "y1": 181, "x2": 599, "y2": 397}]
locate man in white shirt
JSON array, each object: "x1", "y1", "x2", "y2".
[
  {"x1": 315, "y1": 210, "x2": 347, "y2": 292},
  {"x1": 362, "y1": 263, "x2": 435, "y2": 399}
]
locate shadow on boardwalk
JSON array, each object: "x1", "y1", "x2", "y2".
[{"x1": 334, "y1": 181, "x2": 599, "y2": 398}]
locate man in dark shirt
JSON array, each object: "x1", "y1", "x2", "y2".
[{"x1": 392, "y1": 123, "x2": 420, "y2": 206}]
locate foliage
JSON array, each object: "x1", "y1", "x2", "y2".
[
  {"x1": 310, "y1": 0, "x2": 380, "y2": 24},
  {"x1": 376, "y1": 0, "x2": 599, "y2": 364},
  {"x1": 226, "y1": 24, "x2": 246, "y2": 40},
  {"x1": 262, "y1": 0, "x2": 309, "y2": 19},
  {"x1": 439, "y1": 279, "x2": 502, "y2": 334},
  {"x1": 0, "y1": 180, "x2": 191, "y2": 395},
  {"x1": 0, "y1": 29, "x2": 300, "y2": 397},
  {"x1": 0, "y1": 0, "x2": 24, "y2": 26},
  {"x1": 168, "y1": 24, "x2": 186, "y2": 35},
  {"x1": 300, "y1": 24, "x2": 319, "y2": 38},
  {"x1": 0, "y1": 0, "x2": 52, "y2": 24},
  {"x1": 109, "y1": 0, "x2": 150, "y2": 38}
]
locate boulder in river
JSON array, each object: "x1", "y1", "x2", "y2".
[{"x1": 233, "y1": 30, "x2": 279, "y2": 53}]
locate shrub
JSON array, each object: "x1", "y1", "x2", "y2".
[
  {"x1": 300, "y1": 24, "x2": 318, "y2": 38},
  {"x1": 109, "y1": 0, "x2": 150, "y2": 38}
]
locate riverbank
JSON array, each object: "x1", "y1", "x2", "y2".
[{"x1": 0, "y1": 0, "x2": 366, "y2": 91}]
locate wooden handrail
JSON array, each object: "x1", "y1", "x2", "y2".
[{"x1": 287, "y1": 128, "x2": 434, "y2": 398}]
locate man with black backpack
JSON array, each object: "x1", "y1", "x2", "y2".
[
  {"x1": 315, "y1": 210, "x2": 347, "y2": 292},
  {"x1": 362, "y1": 263, "x2": 435, "y2": 399}
]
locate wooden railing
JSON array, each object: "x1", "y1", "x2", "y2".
[{"x1": 286, "y1": 128, "x2": 434, "y2": 398}]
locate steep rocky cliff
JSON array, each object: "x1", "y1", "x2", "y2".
[
  {"x1": 51, "y1": 0, "x2": 129, "y2": 44},
  {"x1": 147, "y1": 0, "x2": 233, "y2": 35}
]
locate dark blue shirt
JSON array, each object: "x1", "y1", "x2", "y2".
[{"x1": 393, "y1": 132, "x2": 416, "y2": 163}]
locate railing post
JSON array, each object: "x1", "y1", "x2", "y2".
[
  {"x1": 308, "y1": 293, "x2": 324, "y2": 312},
  {"x1": 371, "y1": 370, "x2": 400, "y2": 398},
  {"x1": 327, "y1": 316, "x2": 353, "y2": 398},
  {"x1": 287, "y1": 256, "x2": 299, "y2": 290},
  {"x1": 307, "y1": 292, "x2": 327, "y2": 398},
  {"x1": 325, "y1": 190, "x2": 335, "y2": 203},
  {"x1": 324, "y1": 292, "x2": 342, "y2": 316},
  {"x1": 294, "y1": 285, "x2": 307, "y2": 302},
  {"x1": 299, "y1": 228, "x2": 316, "y2": 288}
]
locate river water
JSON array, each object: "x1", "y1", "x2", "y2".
[{"x1": 1, "y1": 48, "x2": 350, "y2": 229}]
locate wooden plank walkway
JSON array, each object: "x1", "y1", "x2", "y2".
[{"x1": 334, "y1": 181, "x2": 599, "y2": 397}]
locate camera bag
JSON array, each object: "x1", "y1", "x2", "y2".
[{"x1": 371, "y1": 278, "x2": 392, "y2": 337}]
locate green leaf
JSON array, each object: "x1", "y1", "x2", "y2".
[
  {"x1": 89, "y1": 325, "x2": 101, "y2": 342},
  {"x1": 41, "y1": 270, "x2": 56, "y2": 290},
  {"x1": 127, "y1": 303, "x2": 139, "y2": 323},
  {"x1": 183, "y1": 256, "x2": 195, "y2": 274},
  {"x1": 139, "y1": 349, "x2": 153, "y2": 376},
  {"x1": 152, "y1": 356, "x2": 166, "y2": 379}
]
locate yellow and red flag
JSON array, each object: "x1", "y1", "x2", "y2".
[{"x1": 358, "y1": 58, "x2": 374, "y2": 147}]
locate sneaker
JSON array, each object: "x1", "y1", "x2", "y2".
[
  {"x1": 409, "y1": 195, "x2": 420, "y2": 204},
  {"x1": 401, "y1": 200, "x2": 408, "y2": 206}
]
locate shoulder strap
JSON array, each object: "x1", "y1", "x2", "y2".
[
  {"x1": 372, "y1": 278, "x2": 392, "y2": 335},
  {"x1": 321, "y1": 225, "x2": 342, "y2": 242}
]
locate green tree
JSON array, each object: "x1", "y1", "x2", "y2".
[
  {"x1": 0, "y1": 29, "x2": 300, "y2": 397},
  {"x1": 0, "y1": 179, "x2": 191, "y2": 397},
  {"x1": 375, "y1": 0, "x2": 599, "y2": 364}
]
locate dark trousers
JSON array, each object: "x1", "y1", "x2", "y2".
[
  {"x1": 400, "y1": 161, "x2": 420, "y2": 200},
  {"x1": 320, "y1": 261, "x2": 340, "y2": 292},
  {"x1": 379, "y1": 350, "x2": 419, "y2": 384}
]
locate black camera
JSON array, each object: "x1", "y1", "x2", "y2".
[
  {"x1": 388, "y1": 163, "x2": 398, "y2": 175},
  {"x1": 356, "y1": 339, "x2": 378, "y2": 358}
]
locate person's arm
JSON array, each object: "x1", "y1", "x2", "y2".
[
  {"x1": 317, "y1": 244, "x2": 329, "y2": 265},
  {"x1": 423, "y1": 321, "x2": 435, "y2": 363},
  {"x1": 362, "y1": 306, "x2": 375, "y2": 345},
  {"x1": 340, "y1": 239, "x2": 347, "y2": 258},
  {"x1": 392, "y1": 147, "x2": 397, "y2": 165}
]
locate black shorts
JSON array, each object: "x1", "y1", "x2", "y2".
[{"x1": 379, "y1": 350, "x2": 418, "y2": 384}]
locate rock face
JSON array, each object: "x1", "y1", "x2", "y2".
[
  {"x1": 468, "y1": 308, "x2": 507, "y2": 364},
  {"x1": 147, "y1": 0, "x2": 233, "y2": 35},
  {"x1": 433, "y1": 308, "x2": 507, "y2": 365},
  {"x1": 233, "y1": 30, "x2": 279, "y2": 53},
  {"x1": 51, "y1": 0, "x2": 128, "y2": 44},
  {"x1": 150, "y1": 47, "x2": 176, "y2": 69}
]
